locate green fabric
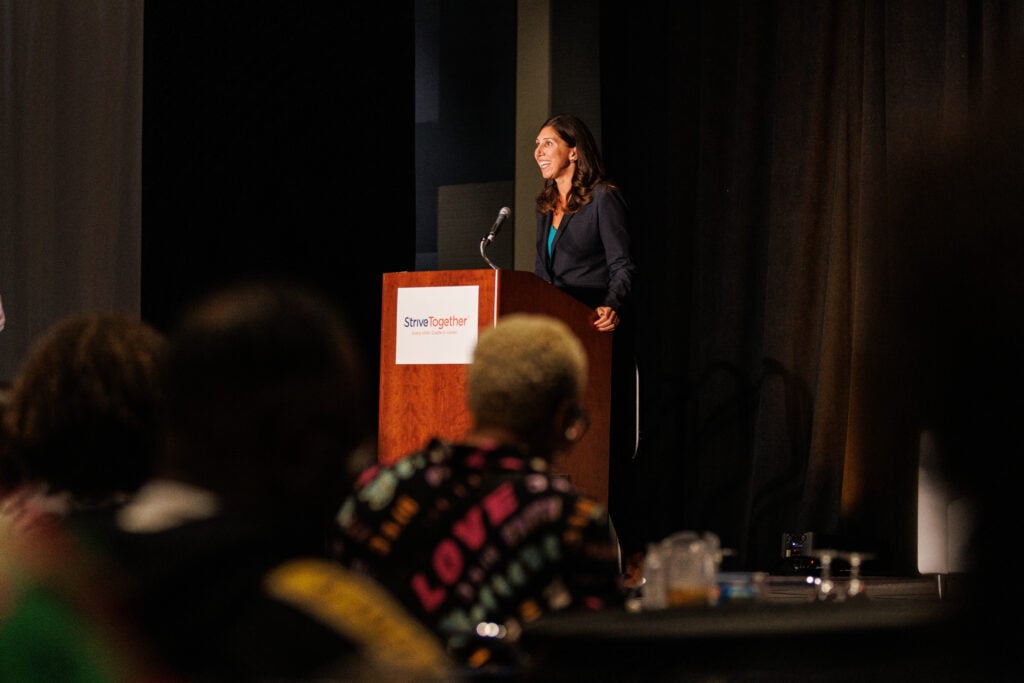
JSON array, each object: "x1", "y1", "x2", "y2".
[{"x1": 0, "y1": 586, "x2": 114, "y2": 683}]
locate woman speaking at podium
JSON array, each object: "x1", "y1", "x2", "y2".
[{"x1": 532, "y1": 113, "x2": 642, "y2": 578}]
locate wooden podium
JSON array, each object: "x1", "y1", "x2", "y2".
[{"x1": 378, "y1": 269, "x2": 612, "y2": 508}]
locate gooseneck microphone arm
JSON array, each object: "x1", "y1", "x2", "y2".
[
  {"x1": 480, "y1": 206, "x2": 511, "y2": 270},
  {"x1": 480, "y1": 236, "x2": 498, "y2": 270}
]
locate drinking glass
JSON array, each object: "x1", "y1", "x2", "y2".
[
  {"x1": 809, "y1": 549, "x2": 844, "y2": 601},
  {"x1": 839, "y1": 550, "x2": 875, "y2": 600},
  {"x1": 664, "y1": 531, "x2": 717, "y2": 607}
]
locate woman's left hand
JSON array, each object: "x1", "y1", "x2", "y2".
[{"x1": 593, "y1": 306, "x2": 618, "y2": 332}]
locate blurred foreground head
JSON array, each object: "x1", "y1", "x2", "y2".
[
  {"x1": 467, "y1": 313, "x2": 588, "y2": 457},
  {"x1": 160, "y1": 281, "x2": 372, "y2": 517},
  {"x1": 2, "y1": 313, "x2": 166, "y2": 504}
]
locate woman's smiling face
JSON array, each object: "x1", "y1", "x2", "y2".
[{"x1": 535, "y1": 125, "x2": 576, "y2": 182}]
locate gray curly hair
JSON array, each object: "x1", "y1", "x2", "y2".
[{"x1": 466, "y1": 313, "x2": 587, "y2": 436}]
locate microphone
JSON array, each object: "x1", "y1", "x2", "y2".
[{"x1": 486, "y1": 206, "x2": 511, "y2": 243}]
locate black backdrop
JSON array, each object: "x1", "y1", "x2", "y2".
[{"x1": 141, "y1": 3, "x2": 415, "y2": 418}]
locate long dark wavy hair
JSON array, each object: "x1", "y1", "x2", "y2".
[{"x1": 535, "y1": 113, "x2": 616, "y2": 215}]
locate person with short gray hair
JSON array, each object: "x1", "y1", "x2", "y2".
[{"x1": 333, "y1": 312, "x2": 625, "y2": 674}]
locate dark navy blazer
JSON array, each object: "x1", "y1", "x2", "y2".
[{"x1": 534, "y1": 183, "x2": 637, "y2": 313}]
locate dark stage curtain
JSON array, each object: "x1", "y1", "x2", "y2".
[
  {"x1": 0, "y1": 1, "x2": 144, "y2": 382},
  {"x1": 602, "y1": 0, "x2": 1024, "y2": 573},
  {"x1": 140, "y1": 3, "x2": 416, "y2": 397}
]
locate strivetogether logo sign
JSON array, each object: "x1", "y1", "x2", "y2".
[{"x1": 395, "y1": 285, "x2": 479, "y2": 365}]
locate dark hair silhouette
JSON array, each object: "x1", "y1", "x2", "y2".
[
  {"x1": 159, "y1": 280, "x2": 372, "y2": 522},
  {"x1": 2, "y1": 313, "x2": 166, "y2": 504}
]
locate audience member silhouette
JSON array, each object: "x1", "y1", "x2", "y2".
[
  {"x1": 880, "y1": 53, "x2": 1024, "y2": 678},
  {"x1": 0, "y1": 312, "x2": 165, "y2": 529},
  {"x1": 0, "y1": 312, "x2": 170, "y2": 681},
  {"x1": 100, "y1": 280, "x2": 452, "y2": 681},
  {"x1": 332, "y1": 312, "x2": 625, "y2": 673}
]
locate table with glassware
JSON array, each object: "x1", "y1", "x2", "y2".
[{"x1": 518, "y1": 534, "x2": 972, "y2": 682}]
